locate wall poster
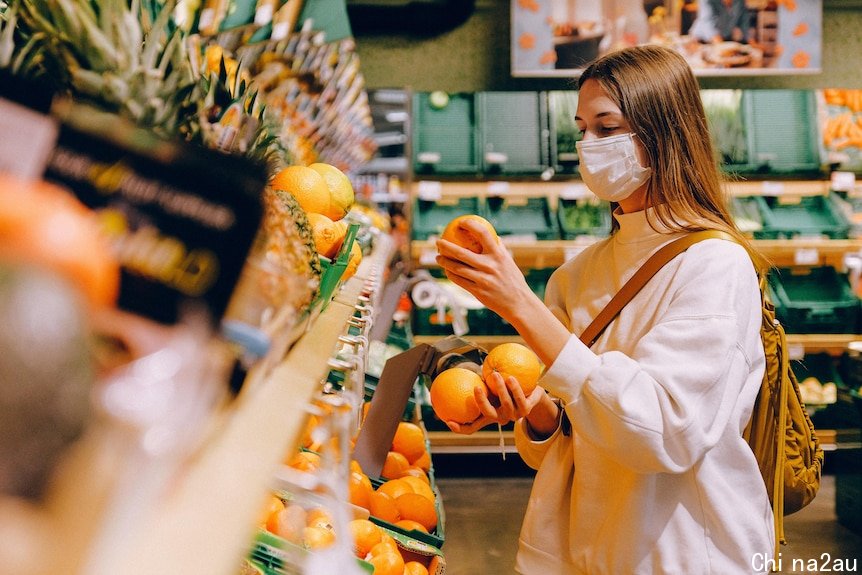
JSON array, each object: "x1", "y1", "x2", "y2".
[{"x1": 511, "y1": 0, "x2": 822, "y2": 77}]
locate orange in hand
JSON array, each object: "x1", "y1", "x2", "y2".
[
  {"x1": 430, "y1": 367, "x2": 487, "y2": 424},
  {"x1": 482, "y1": 342, "x2": 544, "y2": 396},
  {"x1": 440, "y1": 214, "x2": 498, "y2": 254}
]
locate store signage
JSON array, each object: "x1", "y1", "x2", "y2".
[{"x1": 42, "y1": 106, "x2": 265, "y2": 325}]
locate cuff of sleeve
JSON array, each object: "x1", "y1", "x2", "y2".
[
  {"x1": 515, "y1": 416, "x2": 561, "y2": 445},
  {"x1": 539, "y1": 334, "x2": 599, "y2": 404}
]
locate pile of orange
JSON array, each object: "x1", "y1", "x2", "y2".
[
  {"x1": 261, "y1": 496, "x2": 336, "y2": 550},
  {"x1": 348, "y1": 519, "x2": 431, "y2": 575}
]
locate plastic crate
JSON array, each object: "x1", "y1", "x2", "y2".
[
  {"x1": 731, "y1": 196, "x2": 767, "y2": 237},
  {"x1": 312, "y1": 223, "x2": 360, "y2": 311},
  {"x1": 701, "y1": 89, "x2": 749, "y2": 173},
  {"x1": 251, "y1": 530, "x2": 375, "y2": 574},
  {"x1": 413, "y1": 92, "x2": 479, "y2": 175},
  {"x1": 557, "y1": 197, "x2": 611, "y2": 239},
  {"x1": 548, "y1": 91, "x2": 581, "y2": 175},
  {"x1": 740, "y1": 90, "x2": 821, "y2": 175},
  {"x1": 477, "y1": 91, "x2": 550, "y2": 175},
  {"x1": 484, "y1": 196, "x2": 558, "y2": 240},
  {"x1": 757, "y1": 193, "x2": 851, "y2": 239},
  {"x1": 411, "y1": 196, "x2": 482, "y2": 241},
  {"x1": 768, "y1": 266, "x2": 860, "y2": 334}
]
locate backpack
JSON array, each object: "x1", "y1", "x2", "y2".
[{"x1": 579, "y1": 230, "x2": 824, "y2": 553}]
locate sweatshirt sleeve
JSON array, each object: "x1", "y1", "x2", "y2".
[
  {"x1": 513, "y1": 416, "x2": 564, "y2": 470},
  {"x1": 538, "y1": 242, "x2": 761, "y2": 474}
]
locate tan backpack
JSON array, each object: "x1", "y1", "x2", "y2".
[{"x1": 580, "y1": 230, "x2": 824, "y2": 554}]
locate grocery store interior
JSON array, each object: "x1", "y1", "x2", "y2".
[{"x1": 4, "y1": 0, "x2": 862, "y2": 574}]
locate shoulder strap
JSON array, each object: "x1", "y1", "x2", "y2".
[{"x1": 579, "y1": 230, "x2": 736, "y2": 347}]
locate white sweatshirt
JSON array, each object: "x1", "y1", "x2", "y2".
[{"x1": 513, "y1": 208, "x2": 774, "y2": 575}]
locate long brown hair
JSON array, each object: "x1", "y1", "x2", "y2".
[{"x1": 578, "y1": 45, "x2": 767, "y2": 271}]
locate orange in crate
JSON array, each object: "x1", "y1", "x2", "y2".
[
  {"x1": 395, "y1": 493, "x2": 438, "y2": 532},
  {"x1": 392, "y1": 421, "x2": 427, "y2": 463}
]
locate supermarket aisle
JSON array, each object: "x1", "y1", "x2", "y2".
[{"x1": 436, "y1": 462, "x2": 862, "y2": 575}]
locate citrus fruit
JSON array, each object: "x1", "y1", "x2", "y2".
[
  {"x1": 412, "y1": 450, "x2": 432, "y2": 472},
  {"x1": 482, "y1": 342, "x2": 544, "y2": 396},
  {"x1": 349, "y1": 470, "x2": 374, "y2": 510},
  {"x1": 342, "y1": 242, "x2": 362, "y2": 280},
  {"x1": 394, "y1": 519, "x2": 429, "y2": 534},
  {"x1": 348, "y1": 518, "x2": 383, "y2": 558},
  {"x1": 377, "y1": 478, "x2": 414, "y2": 501},
  {"x1": 381, "y1": 450, "x2": 410, "y2": 480},
  {"x1": 303, "y1": 525, "x2": 336, "y2": 549},
  {"x1": 405, "y1": 561, "x2": 430, "y2": 575},
  {"x1": 440, "y1": 214, "x2": 498, "y2": 254},
  {"x1": 368, "y1": 537, "x2": 400, "y2": 558},
  {"x1": 305, "y1": 507, "x2": 334, "y2": 530},
  {"x1": 309, "y1": 162, "x2": 355, "y2": 221},
  {"x1": 287, "y1": 450, "x2": 321, "y2": 472},
  {"x1": 399, "y1": 476, "x2": 435, "y2": 501},
  {"x1": 259, "y1": 495, "x2": 285, "y2": 527},
  {"x1": 306, "y1": 213, "x2": 345, "y2": 259},
  {"x1": 401, "y1": 466, "x2": 430, "y2": 483},
  {"x1": 368, "y1": 550, "x2": 405, "y2": 575},
  {"x1": 429, "y1": 367, "x2": 487, "y2": 424},
  {"x1": 270, "y1": 165, "x2": 330, "y2": 215},
  {"x1": 267, "y1": 504, "x2": 307, "y2": 544},
  {"x1": 368, "y1": 490, "x2": 401, "y2": 523},
  {"x1": 391, "y1": 421, "x2": 427, "y2": 463},
  {"x1": 395, "y1": 493, "x2": 438, "y2": 532}
]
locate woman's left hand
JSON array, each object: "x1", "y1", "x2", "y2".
[
  {"x1": 446, "y1": 371, "x2": 547, "y2": 435},
  {"x1": 435, "y1": 219, "x2": 536, "y2": 324}
]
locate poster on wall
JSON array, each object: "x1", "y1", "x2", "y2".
[{"x1": 511, "y1": 0, "x2": 822, "y2": 77}]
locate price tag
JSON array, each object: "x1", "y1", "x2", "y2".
[
  {"x1": 417, "y1": 181, "x2": 442, "y2": 202},
  {"x1": 787, "y1": 343, "x2": 806, "y2": 362},
  {"x1": 761, "y1": 181, "x2": 785, "y2": 196},
  {"x1": 487, "y1": 181, "x2": 510, "y2": 197},
  {"x1": 563, "y1": 245, "x2": 586, "y2": 262},
  {"x1": 794, "y1": 248, "x2": 820, "y2": 265},
  {"x1": 832, "y1": 171, "x2": 856, "y2": 192},
  {"x1": 559, "y1": 183, "x2": 591, "y2": 200},
  {"x1": 0, "y1": 98, "x2": 59, "y2": 179}
]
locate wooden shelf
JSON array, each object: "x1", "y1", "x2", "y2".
[{"x1": 412, "y1": 237, "x2": 862, "y2": 270}]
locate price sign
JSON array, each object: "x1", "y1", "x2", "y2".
[
  {"x1": 794, "y1": 248, "x2": 820, "y2": 265},
  {"x1": 559, "y1": 183, "x2": 591, "y2": 200},
  {"x1": 832, "y1": 171, "x2": 858, "y2": 193},
  {"x1": 487, "y1": 181, "x2": 510, "y2": 197},
  {"x1": 761, "y1": 181, "x2": 785, "y2": 196},
  {"x1": 417, "y1": 180, "x2": 442, "y2": 202}
]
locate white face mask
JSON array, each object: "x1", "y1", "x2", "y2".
[{"x1": 576, "y1": 133, "x2": 652, "y2": 203}]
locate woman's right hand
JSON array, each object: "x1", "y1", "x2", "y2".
[{"x1": 445, "y1": 372, "x2": 549, "y2": 435}]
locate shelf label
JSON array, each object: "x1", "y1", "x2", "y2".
[
  {"x1": 832, "y1": 171, "x2": 856, "y2": 193},
  {"x1": 563, "y1": 245, "x2": 586, "y2": 262},
  {"x1": 419, "y1": 248, "x2": 438, "y2": 266},
  {"x1": 787, "y1": 343, "x2": 806, "y2": 361},
  {"x1": 417, "y1": 180, "x2": 442, "y2": 202},
  {"x1": 794, "y1": 248, "x2": 820, "y2": 265},
  {"x1": 0, "y1": 98, "x2": 59, "y2": 179},
  {"x1": 559, "y1": 183, "x2": 591, "y2": 200},
  {"x1": 761, "y1": 181, "x2": 785, "y2": 196},
  {"x1": 487, "y1": 181, "x2": 510, "y2": 196}
]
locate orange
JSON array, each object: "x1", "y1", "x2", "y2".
[
  {"x1": 368, "y1": 490, "x2": 401, "y2": 523},
  {"x1": 377, "y1": 478, "x2": 415, "y2": 501},
  {"x1": 381, "y1": 450, "x2": 410, "y2": 480},
  {"x1": 305, "y1": 507, "x2": 334, "y2": 530},
  {"x1": 440, "y1": 214, "x2": 498, "y2": 254},
  {"x1": 307, "y1": 213, "x2": 346, "y2": 259},
  {"x1": 429, "y1": 367, "x2": 487, "y2": 424},
  {"x1": 395, "y1": 493, "x2": 438, "y2": 532},
  {"x1": 342, "y1": 242, "x2": 362, "y2": 280},
  {"x1": 368, "y1": 550, "x2": 405, "y2": 575},
  {"x1": 350, "y1": 459, "x2": 364, "y2": 474},
  {"x1": 299, "y1": 414, "x2": 320, "y2": 450},
  {"x1": 412, "y1": 450, "x2": 432, "y2": 472},
  {"x1": 267, "y1": 504, "x2": 307, "y2": 544},
  {"x1": 259, "y1": 495, "x2": 285, "y2": 527},
  {"x1": 482, "y1": 342, "x2": 544, "y2": 396},
  {"x1": 303, "y1": 525, "x2": 336, "y2": 549},
  {"x1": 348, "y1": 518, "x2": 383, "y2": 558},
  {"x1": 349, "y1": 470, "x2": 374, "y2": 510},
  {"x1": 394, "y1": 519, "x2": 429, "y2": 534},
  {"x1": 309, "y1": 162, "x2": 355, "y2": 221},
  {"x1": 368, "y1": 538, "x2": 399, "y2": 558},
  {"x1": 400, "y1": 476, "x2": 435, "y2": 501},
  {"x1": 391, "y1": 421, "x2": 427, "y2": 463},
  {"x1": 401, "y1": 466, "x2": 430, "y2": 483},
  {"x1": 405, "y1": 561, "x2": 430, "y2": 575},
  {"x1": 270, "y1": 165, "x2": 330, "y2": 215},
  {"x1": 287, "y1": 450, "x2": 321, "y2": 472}
]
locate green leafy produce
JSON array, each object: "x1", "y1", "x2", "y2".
[{"x1": 702, "y1": 89, "x2": 748, "y2": 166}]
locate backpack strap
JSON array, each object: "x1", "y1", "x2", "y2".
[{"x1": 579, "y1": 229, "x2": 736, "y2": 347}]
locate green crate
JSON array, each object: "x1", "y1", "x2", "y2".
[
  {"x1": 413, "y1": 92, "x2": 479, "y2": 175},
  {"x1": 834, "y1": 447, "x2": 862, "y2": 535},
  {"x1": 793, "y1": 353, "x2": 844, "y2": 388},
  {"x1": 740, "y1": 90, "x2": 821, "y2": 175},
  {"x1": 557, "y1": 197, "x2": 611, "y2": 239},
  {"x1": 411, "y1": 304, "x2": 489, "y2": 336},
  {"x1": 251, "y1": 530, "x2": 375, "y2": 574},
  {"x1": 312, "y1": 223, "x2": 360, "y2": 311},
  {"x1": 477, "y1": 91, "x2": 550, "y2": 175},
  {"x1": 485, "y1": 196, "x2": 558, "y2": 240},
  {"x1": 757, "y1": 193, "x2": 850, "y2": 239},
  {"x1": 768, "y1": 266, "x2": 860, "y2": 334},
  {"x1": 548, "y1": 91, "x2": 581, "y2": 175},
  {"x1": 411, "y1": 196, "x2": 482, "y2": 241}
]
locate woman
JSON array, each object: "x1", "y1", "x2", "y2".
[{"x1": 435, "y1": 45, "x2": 773, "y2": 574}]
